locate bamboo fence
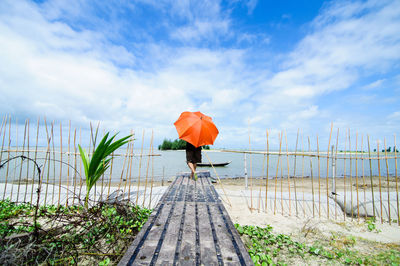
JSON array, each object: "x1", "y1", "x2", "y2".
[{"x1": 0, "y1": 116, "x2": 399, "y2": 224}]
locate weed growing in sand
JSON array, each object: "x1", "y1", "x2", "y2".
[
  {"x1": 365, "y1": 217, "x2": 381, "y2": 233},
  {"x1": 235, "y1": 224, "x2": 400, "y2": 265},
  {"x1": 0, "y1": 199, "x2": 151, "y2": 265}
]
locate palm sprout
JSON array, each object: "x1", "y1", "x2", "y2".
[{"x1": 78, "y1": 132, "x2": 132, "y2": 208}]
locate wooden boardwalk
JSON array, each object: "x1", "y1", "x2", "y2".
[{"x1": 118, "y1": 172, "x2": 253, "y2": 265}]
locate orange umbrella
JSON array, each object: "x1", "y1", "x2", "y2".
[{"x1": 174, "y1": 111, "x2": 219, "y2": 148}]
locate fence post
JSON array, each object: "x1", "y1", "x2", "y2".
[
  {"x1": 332, "y1": 145, "x2": 335, "y2": 194},
  {"x1": 244, "y1": 153, "x2": 248, "y2": 189}
]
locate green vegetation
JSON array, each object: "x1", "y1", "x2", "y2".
[
  {"x1": 158, "y1": 138, "x2": 210, "y2": 150},
  {"x1": 0, "y1": 199, "x2": 151, "y2": 265},
  {"x1": 78, "y1": 132, "x2": 131, "y2": 208},
  {"x1": 235, "y1": 224, "x2": 400, "y2": 265}
]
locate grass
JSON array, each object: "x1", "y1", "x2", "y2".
[
  {"x1": 0, "y1": 199, "x2": 151, "y2": 265},
  {"x1": 235, "y1": 223, "x2": 400, "y2": 265}
]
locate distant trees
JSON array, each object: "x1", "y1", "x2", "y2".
[{"x1": 158, "y1": 139, "x2": 210, "y2": 150}]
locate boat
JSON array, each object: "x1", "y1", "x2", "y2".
[{"x1": 197, "y1": 161, "x2": 231, "y2": 167}]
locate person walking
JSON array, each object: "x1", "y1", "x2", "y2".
[{"x1": 186, "y1": 141, "x2": 201, "y2": 180}]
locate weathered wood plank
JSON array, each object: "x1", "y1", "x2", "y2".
[{"x1": 119, "y1": 172, "x2": 253, "y2": 266}]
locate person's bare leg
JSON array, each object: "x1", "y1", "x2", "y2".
[
  {"x1": 187, "y1": 162, "x2": 196, "y2": 179},
  {"x1": 193, "y1": 163, "x2": 198, "y2": 180}
]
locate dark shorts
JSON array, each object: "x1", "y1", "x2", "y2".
[{"x1": 186, "y1": 146, "x2": 202, "y2": 163}]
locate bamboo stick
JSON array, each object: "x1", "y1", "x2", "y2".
[
  {"x1": 143, "y1": 131, "x2": 153, "y2": 207},
  {"x1": 348, "y1": 129, "x2": 353, "y2": 219},
  {"x1": 265, "y1": 129, "x2": 269, "y2": 213},
  {"x1": 249, "y1": 124, "x2": 253, "y2": 211},
  {"x1": 78, "y1": 128, "x2": 83, "y2": 203},
  {"x1": 301, "y1": 133, "x2": 305, "y2": 217},
  {"x1": 10, "y1": 118, "x2": 18, "y2": 201},
  {"x1": 308, "y1": 136, "x2": 315, "y2": 217},
  {"x1": 3, "y1": 116, "x2": 11, "y2": 201},
  {"x1": 148, "y1": 130, "x2": 155, "y2": 209},
  {"x1": 51, "y1": 121, "x2": 56, "y2": 205},
  {"x1": 394, "y1": 134, "x2": 399, "y2": 226},
  {"x1": 367, "y1": 135, "x2": 376, "y2": 218},
  {"x1": 355, "y1": 132, "x2": 360, "y2": 220},
  {"x1": 377, "y1": 140, "x2": 383, "y2": 223},
  {"x1": 66, "y1": 120, "x2": 71, "y2": 207},
  {"x1": 343, "y1": 131, "x2": 347, "y2": 221},
  {"x1": 16, "y1": 119, "x2": 27, "y2": 202},
  {"x1": 284, "y1": 131, "x2": 291, "y2": 216},
  {"x1": 334, "y1": 128, "x2": 339, "y2": 220},
  {"x1": 72, "y1": 128, "x2": 77, "y2": 205},
  {"x1": 122, "y1": 141, "x2": 131, "y2": 198},
  {"x1": 326, "y1": 123, "x2": 333, "y2": 219},
  {"x1": 280, "y1": 150, "x2": 284, "y2": 215},
  {"x1": 361, "y1": 134, "x2": 367, "y2": 219},
  {"x1": 127, "y1": 132, "x2": 135, "y2": 202},
  {"x1": 43, "y1": 120, "x2": 52, "y2": 205},
  {"x1": 107, "y1": 152, "x2": 115, "y2": 200},
  {"x1": 384, "y1": 138, "x2": 391, "y2": 224},
  {"x1": 204, "y1": 151, "x2": 232, "y2": 207},
  {"x1": 136, "y1": 130, "x2": 145, "y2": 205},
  {"x1": 23, "y1": 119, "x2": 30, "y2": 203},
  {"x1": 117, "y1": 138, "x2": 130, "y2": 195},
  {"x1": 293, "y1": 129, "x2": 299, "y2": 216},
  {"x1": 317, "y1": 135, "x2": 321, "y2": 218},
  {"x1": 261, "y1": 131, "x2": 267, "y2": 212},
  {"x1": 30, "y1": 118, "x2": 39, "y2": 204},
  {"x1": 58, "y1": 122, "x2": 63, "y2": 207},
  {"x1": 274, "y1": 132, "x2": 282, "y2": 215},
  {"x1": 0, "y1": 116, "x2": 7, "y2": 200}
]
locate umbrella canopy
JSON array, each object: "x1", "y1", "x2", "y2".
[{"x1": 174, "y1": 111, "x2": 219, "y2": 148}]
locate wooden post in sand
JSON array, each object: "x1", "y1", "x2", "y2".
[
  {"x1": 384, "y1": 138, "x2": 391, "y2": 224},
  {"x1": 249, "y1": 126, "x2": 253, "y2": 211},
  {"x1": 16, "y1": 120, "x2": 27, "y2": 203},
  {"x1": 367, "y1": 135, "x2": 376, "y2": 218},
  {"x1": 308, "y1": 136, "x2": 315, "y2": 218},
  {"x1": 343, "y1": 132, "x2": 347, "y2": 221},
  {"x1": 136, "y1": 130, "x2": 145, "y2": 205},
  {"x1": 58, "y1": 122, "x2": 63, "y2": 207},
  {"x1": 293, "y1": 129, "x2": 299, "y2": 216},
  {"x1": 348, "y1": 129, "x2": 354, "y2": 219},
  {"x1": 142, "y1": 132, "x2": 153, "y2": 207},
  {"x1": 326, "y1": 123, "x2": 333, "y2": 219},
  {"x1": 274, "y1": 132, "x2": 282, "y2": 215},
  {"x1": 0, "y1": 116, "x2": 7, "y2": 198},
  {"x1": 127, "y1": 134, "x2": 135, "y2": 202},
  {"x1": 361, "y1": 134, "x2": 367, "y2": 219},
  {"x1": 51, "y1": 122, "x2": 56, "y2": 205},
  {"x1": 10, "y1": 118, "x2": 18, "y2": 201},
  {"x1": 23, "y1": 119, "x2": 30, "y2": 203},
  {"x1": 3, "y1": 117, "x2": 11, "y2": 201},
  {"x1": 334, "y1": 128, "x2": 339, "y2": 220},
  {"x1": 149, "y1": 130, "x2": 155, "y2": 209},
  {"x1": 265, "y1": 129, "x2": 269, "y2": 213},
  {"x1": 316, "y1": 135, "x2": 321, "y2": 218},
  {"x1": 72, "y1": 128, "x2": 77, "y2": 205},
  {"x1": 394, "y1": 135, "x2": 399, "y2": 226},
  {"x1": 377, "y1": 141, "x2": 383, "y2": 223},
  {"x1": 355, "y1": 133, "x2": 360, "y2": 220},
  {"x1": 285, "y1": 131, "x2": 291, "y2": 216},
  {"x1": 30, "y1": 118, "x2": 39, "y2": 205},
  {"x1": 301, "y1": 134, "x2": 306, "y2": 217}
]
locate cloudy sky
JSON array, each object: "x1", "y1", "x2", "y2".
[{"x1": 0, "y1": 0, "x2": 399, "y2": 149}]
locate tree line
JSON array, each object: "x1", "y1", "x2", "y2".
[{"x1": 158, "y1": 139, "x2": 210, "y2": 150}]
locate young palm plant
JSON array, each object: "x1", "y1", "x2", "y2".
[{"x1": 78, "y1": 132, "x2": 132, "y2": 208}]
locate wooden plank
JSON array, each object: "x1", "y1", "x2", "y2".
[
  {"x1": 178, "y1": 201, "x2": 196, "y2": 265},
  {"x1": 197, "y1": 202, "x2": 219, "y2": 265},
  {"x1": 119, "y1": 173, "x2": 253, "y2": 266}
]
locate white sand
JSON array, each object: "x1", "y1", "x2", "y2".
[{"x1": 217, "y1": 187, "x2": 400, "y2": 244}]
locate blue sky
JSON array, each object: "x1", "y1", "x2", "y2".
[{"x1": 0, "y1": 0, "x2": 399, "y2": 149}]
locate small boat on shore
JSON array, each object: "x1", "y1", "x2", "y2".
[{"x1": 197, "y1": 161, "x2": 231, "y2": 167}]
